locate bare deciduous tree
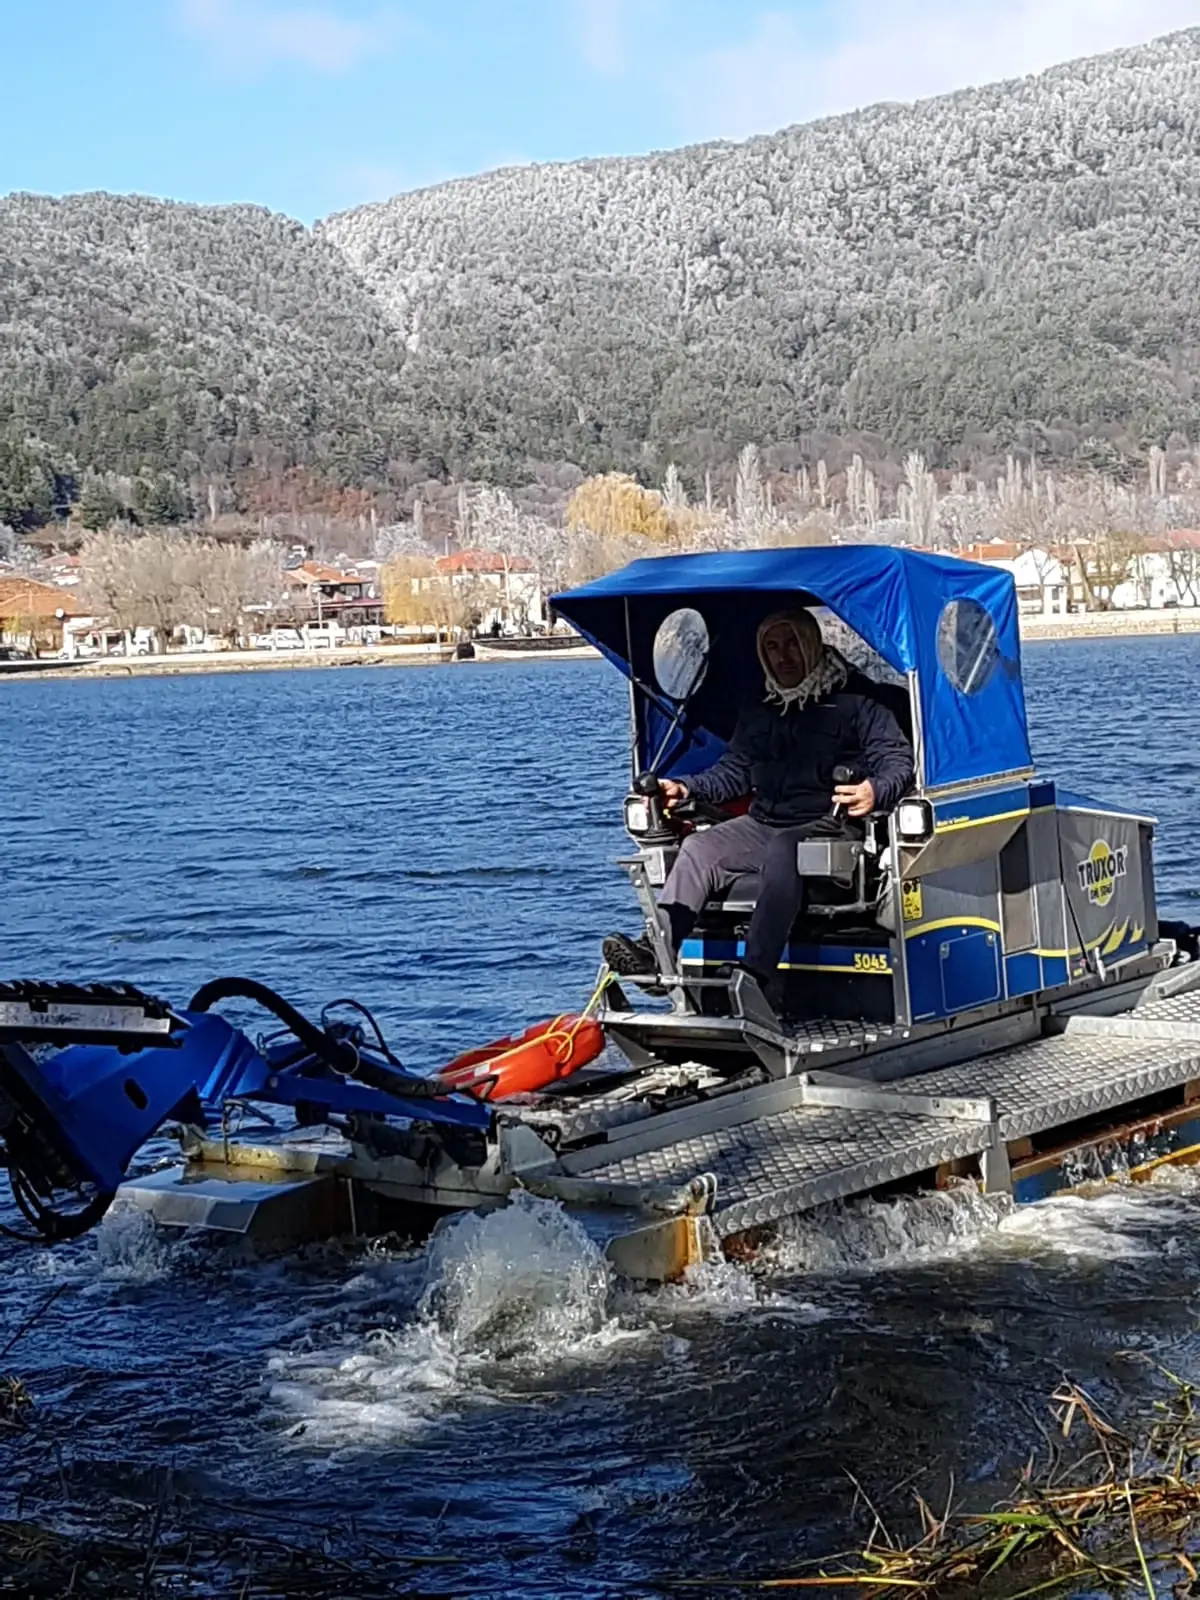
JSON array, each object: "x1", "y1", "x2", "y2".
[
  {"x1": 79, "y1": 531, "x2": 288, "y2": 647},
  {"x1": 898, "y1": 452, "x2": 937, "y2": 547}
]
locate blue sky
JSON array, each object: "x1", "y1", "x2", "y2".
[{"x1": 4, "y1": 0, "x2": 1195, "y2": 222}]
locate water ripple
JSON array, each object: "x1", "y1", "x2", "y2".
[{"x1": 2, "y1": 645, "x2": 1200, "y2": 1593}]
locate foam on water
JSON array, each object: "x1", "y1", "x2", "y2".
[
  {"x1": 265, "y1": 1192, "x2": 642, "y2": 1451},
  {"x1": 746, "y1": 1170, "x2": 1200, "y2": 1282},
  {"x1": 1147, "y1": 1162, "x2": 1200, "y2": 1197},
  {"x1": 993, "y1": 1183, "x2": 1197, "y2": 1262},
  {"x1": 5, "y1": 1203, "x2": 190, "y2": 1294},
  {"x1": 760, "y1": 1180, "x2": 1013, "y2": 1276},
  {"x1": 88, "y1": 1203, "x2": 182, "y2": 1283},
  {"x1": 419, "y1": 1188, "x2": 611, "y2": 1357}
]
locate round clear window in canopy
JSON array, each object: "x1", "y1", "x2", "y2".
[
  {"x1": 937, "y1": 599, "x2": 1000, "y2": 695},
  {"x1": 652, "y1": 607, "x2": 710, "y2": 701}
]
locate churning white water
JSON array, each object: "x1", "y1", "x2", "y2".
[
  {"x1": 761, "y1": 1180, "x2": 1013, "y2": 1275},
  {"x1": 264, "y1": 1193, "x2": 646, "y2": 1450}
]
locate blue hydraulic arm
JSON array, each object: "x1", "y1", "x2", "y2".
[{"x1": 0, "y1": 977, "x2": 490, "y2": 1243}]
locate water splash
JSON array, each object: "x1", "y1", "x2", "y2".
[
  {"x1": 995, "y1": 1185, "x2": 1195, "y2": 1262},
  {"x1": 7, "y1": 1203, "x2": 187, "y2": 1294},
  {"x1": 1147, "y1": 1162, "x2": 1200, "y2": 1196},
  {"x1": 266, "y1": 1193, "x2": 634, "y2": 1449},
  {"x1": 420, "y1": 1190, "x2": 612, "y2": 1358},
  {"x1": 760, "y1": 1180, "x2": 1012, "y2": 1275},
  {"x1": 90, "y1": 1202, "x2": 198, "y2": 1283}
]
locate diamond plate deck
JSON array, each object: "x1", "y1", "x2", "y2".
[
  {"x1": 915, "y1": 1032, "x2": 1200, "y2": 1140},
  {"x1": 568, "y1": 1008, "x2": 1200, "y2": 1237},
  {"x1": 602, "y1": 1004, "x2": 910, "y2": 1052},
  {"x1": 1134, "y1": 986, "x2": 1200, "y2": 1024},
  {"x1": 585, "y1": 1106, "x2": 992, "y2": 1237}
]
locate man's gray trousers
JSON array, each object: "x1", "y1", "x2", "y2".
[{"x1": 660, "y1": 813, "x2": 847, "y2": 977}]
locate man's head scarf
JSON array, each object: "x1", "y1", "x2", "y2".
[{"x1": 756, "y1": 609, "x2": 847, "y2": 712}]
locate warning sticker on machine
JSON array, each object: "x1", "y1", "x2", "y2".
[{"x1": 901, "y1": 879, "x2": 923, "y2": 922}]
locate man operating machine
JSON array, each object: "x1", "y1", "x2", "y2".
[{"x1": 603, "y1": 609, "x2": 914, "y2": 997}]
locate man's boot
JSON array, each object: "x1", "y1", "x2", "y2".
[
  {"x1": 602, "y1": 903, "x2": 696, "y2": 980},
  {"x1": 601, "y1": 932, "x2": 658, "y2": 977}
]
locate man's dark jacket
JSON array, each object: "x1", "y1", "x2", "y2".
[{"x1": 683, "y1": 673, "x2": 915, "y2": 826}]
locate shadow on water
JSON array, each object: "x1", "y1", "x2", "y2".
[{"x1": 1, "y1": 640, "x2": 1199, "y2": 1595}]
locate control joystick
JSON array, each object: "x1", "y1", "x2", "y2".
[{"x1": 831, "y1": 764, "x2": 863, "y2": 820}]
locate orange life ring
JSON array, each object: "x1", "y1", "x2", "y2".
[{"x1": 435, "y1": 1014, "x2": 605, "y2": 1101}]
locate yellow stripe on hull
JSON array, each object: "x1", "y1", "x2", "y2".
[
  {"x1": 903, "y1": 916, "x2": 1001, "y2": 940},
  {"x1": 933, "y1": 807, "x2": 1029, "y2": 835}
]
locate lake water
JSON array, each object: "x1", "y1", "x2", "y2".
[{"x1": 2, "y1": 638, "x2": 1200, "y2": 1597}]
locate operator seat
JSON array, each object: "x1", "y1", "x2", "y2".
[
  {"x1": 696, "y1": 668, "x2": 910, "y2": 923},
  {"x1": 703, "y1": 809, "x2": 892, "y2": 921}
]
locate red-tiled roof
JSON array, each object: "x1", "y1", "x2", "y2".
[
  {"x1": 435, "y1": 549, "x2": 535, "y2": 575},
  {"x1": 0, "y1": 578, "x2": 85, "y2": 619},
  {"x1": 289, "y1": 560, "x2": 349, "y2": 585},
  {"x1": 959, "y1": 541, "x2": 1021, "y2": 562}
]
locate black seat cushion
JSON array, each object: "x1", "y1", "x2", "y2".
[
  {"x1": 705, "y1": 871, "x2": 863, "y2": 919},
  {"x1": 714, "y1": 872, "x2": 760, "y2": 911}
]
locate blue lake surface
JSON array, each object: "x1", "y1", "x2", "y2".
[{"x1": 1, "y1": 638, "x2": 1199, "y2": 1597}]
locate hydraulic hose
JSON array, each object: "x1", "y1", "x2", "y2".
[{"x1": 186, "y1": 976, "x2": 443, "y2": 1100}]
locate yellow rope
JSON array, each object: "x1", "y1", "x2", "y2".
[
  {"x1": 562, "y1": 966, "x2": 615, "y2": 1043},
  {"x1": 451, "y1": 968, "x2": 615, "y2": 1081}
]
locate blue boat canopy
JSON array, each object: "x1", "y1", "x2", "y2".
[{"x1": 552, "y1": 546, "x2": 1031, "y2": 793}]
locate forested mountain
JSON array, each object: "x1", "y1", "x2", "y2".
[
  {"x1": 3, "y1": 27, "x2": 1200, "y2": 526},
  {"x1": 0, "y1": 194, "x2": 417, "y2": 523},
  {"x1": 322, "y1": 26, "x2": 1200, "y2": 480}
]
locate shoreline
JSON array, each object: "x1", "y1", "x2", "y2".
[
  {"x1": 0, "y1": 642, "x2": 601, "y2": 682},
  {"x1": 1019, "y1": 608, "x2": 1200, "y2": 641},
  {"x1": 3, "y1": 610, "x2": 1197, "y2": 683}
]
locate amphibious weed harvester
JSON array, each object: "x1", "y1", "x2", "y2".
[{"x1": 5, "y1": 548, "x2": 1200, "y2": 1278}]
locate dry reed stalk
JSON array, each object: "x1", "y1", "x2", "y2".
[{"x1": 662, "y1": 1371, "x2": 1200, "y2": 1598}]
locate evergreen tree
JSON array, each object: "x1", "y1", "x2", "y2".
[
  {"x1": 78, "y1": 472, "x2": 125, "y2": 530},
  {"x1": 132, "y1": 473, "x2": 192, "y2": 525},
  {"x1": 0, "y1": 439, "x2": 55, "y2": 530}
]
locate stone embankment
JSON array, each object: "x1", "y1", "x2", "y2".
[
  {"x1": 0, "y1": 644, "x2": 455, "y2": 681},
  {"x1": 1020, "y1": 609, "x2": 1200, "y2": 641}
]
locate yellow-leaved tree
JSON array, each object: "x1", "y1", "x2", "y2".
[
  {"x1": 382, "y1": 557, "x2": 482, "y2": 641},
  {"x1": 565, "y1": 474, "x2": 673, "y2": 543},
  {"x1": 382, "y1": 557, "x2": 437, "y2": 628}
]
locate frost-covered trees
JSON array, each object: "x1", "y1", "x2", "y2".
[
  {"x1": 0, "y1": 193, "x2": 416, "y2": 520},
  {"x1": 323, "y1": 27, "x2": 1200, "y2": 479},
  {"x1": 6, "y1": 29, "x2": 1200, "y2": 510},
  {"x1": 898, "y1": 454, "x2": 938, "y2": 547},
  {"x1": 78, "y1": 532, "x2": 287, "y2": 644}
]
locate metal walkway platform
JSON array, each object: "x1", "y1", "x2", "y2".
[
  {"x1": 117, "y1": 969, "x2": 1200, "y2": 1276},
  {"x1": 547, "y1": 983, "x2": 1200, "y2": 1238}
]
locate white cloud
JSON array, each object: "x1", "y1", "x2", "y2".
[
  {"x1": 673, "y1": 1, "x2": 1200, "y2": 142},
  {"x1": 180, "y1": 0, "x2": 398, "y2": 75},
  {"x1": 573, "y1": 0, "x2": 626, "y2": 74}
]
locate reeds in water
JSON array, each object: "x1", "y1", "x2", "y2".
[{"x1": 665, "y1": 1366, "x2": 1200, "y2": 1597}]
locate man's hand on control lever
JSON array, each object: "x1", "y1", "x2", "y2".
[
  {"x1": 658, "y1": 778, "x2": 690, "y2": 809},
  {"x1": 833, "y1": 778, "x2": 876, "y2": 818}
]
